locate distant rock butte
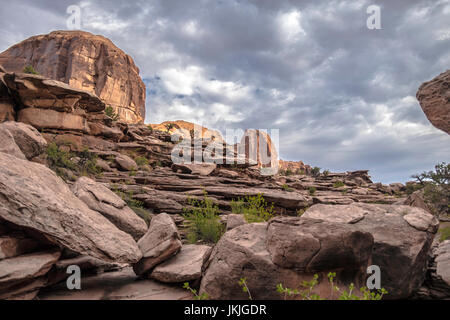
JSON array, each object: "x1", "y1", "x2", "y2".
[
  {"x1": 0, "y1": 30, "x2": 146, "y2": 124},
  {"x1": 417, "y1": 70, "x2": 450, "y2": 135}
]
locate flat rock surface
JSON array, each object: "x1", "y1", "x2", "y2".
[{"x1": 39, "y1": 267, "x2": 192, "y2": 300}]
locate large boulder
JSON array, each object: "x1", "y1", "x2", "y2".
[
  {"x1": 416, "y1": 70, "x2": 450, "y2": 135},
  {"x1": 133, "y1": 213, "x2": 182, "y2": 276},
  {"x1": 0, "y1": 30, "x2": 145, "y2": 123},
  {"x1": 0, "y1": 152, "x2": 141, "y2": 264},
  {"x1": 0, "y1": 121, "x2": 47, "y2": 159},
  {"x1": 72, "y1": 177, "x2": 147, "y2": 240},
  {"x1": 200, "y1": 219, "x2": 374, "y2": 300},
  {"x1": 150, "y1": 244, "x2": 212, "y2": 283},
  {"x1": 302, "y1": 203, "x2": 439, "y2": 298}
]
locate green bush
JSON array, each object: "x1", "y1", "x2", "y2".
[
  {"x1": 183, "y1": 191, "x2": 224, "y2": 244},
  {"x1": 309, "y1": 187, "x2": 316, "y2": 196},
  {"x1": 46, "y1": 142, "x2": 76, "y2": 171},
  {"x1": 23, "y1": 65, "x2": 39, "y2": 74},
  {"x1": 282, "y1": 184, "x2": 293, "y2": 192},
  {"x1": 231, "y1": 193, "x2": 274, "y2": 223},
  {"x1": 322, "y1": 169, "x2": 330, "y2": 177},
  {"x1": 311, "y1": 167, "x2": 321, "y2": 177},
  {"x1": 333, "y1": 181, "x2": 345, "y2": 188},
  {"x1": 105, "y1": 106, "x2": 119, "y2": 121},
  {"x1": 135, "y1": 156, "x2": 149, "y2": 167}
]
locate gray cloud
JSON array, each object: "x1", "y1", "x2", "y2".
[{"x1": 0, "y1": 0, "x2": 449, "y2": 183}]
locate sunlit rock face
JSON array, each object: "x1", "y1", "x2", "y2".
[{"x1": 0, "y1": 30, "x2": 146, "y2": 124}]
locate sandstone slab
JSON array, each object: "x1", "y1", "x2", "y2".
[
  {"x1": 150, "y1": 244, "x2": 212, "y2": 283},
  {"x1": 0, "y1": 152, "x2": 141, "y2": 264},
  {"x1": 133, "y1": 213, "x2": 182, "y2": 275}
]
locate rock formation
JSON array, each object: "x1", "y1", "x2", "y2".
[
  {"x1": 417, "y1": 70, "x2": 450, "y2": 135},
  {"x1": 0, "y1": 30, "x2": 145, "y2": 123}
]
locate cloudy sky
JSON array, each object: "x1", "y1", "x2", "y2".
[{"x1": 1, "y1": 0, "x2": 449, "y2": 183}]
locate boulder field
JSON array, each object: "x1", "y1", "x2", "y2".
[{"x1": 0, "y1": 35, "x2": 449, "y2": 300}]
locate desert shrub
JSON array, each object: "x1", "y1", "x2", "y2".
[
  {"x1": 105, "y1": 106, "x2": 119, "y2": 121},
  {"x1": 311, "y1": 166, "x2": 321, "y2": 177},
  {"x1": 231, "y1": 193, "x2": 274, "y2": 223},
  {"x1": 183, "y1": 191, "x2": 224, "y2": 244},
  {"x1": 165, "y1": 123, "x2": 175, "y2": 132},
  {"x1": 412, "y1": 162, "x2": 449, "y2": 216},
  {"x1": 46, "y1": 142, "x2": 76, "y2": 171},
  {"x1": 282, "y1": 184, "x2": 293, "y2": 192},
  {"x1": 296, "y1": 169, "x2": 305, "y2": 175},
  {"x1": 439, "y1": 226, "x2": 450, "y2": 242},
  {"x1": 285, "y1": 169, "x2": 293, "y2": 176},
  {"x1": 78, "y1": 147, "x2": 101, "y2": 176},
  {"x1": 23, "y1": 65, "x2": 39, "y2": 74},
  {"x1": 333, "y1": 180, "x2": 345, "y2": 188},
  {"x1": 322, "y1": 169, "x2": 330, "y2": 177},
  {"x1": 135, "y1": 156, "x2": 149, "y2": 167},
  {"x1": 309, "y1": 187, "x2": 316, "y2": 196}
]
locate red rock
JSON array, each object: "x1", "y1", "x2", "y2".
[{"x1": 0, "y1": 30, "x2": 146, "y2": 124}]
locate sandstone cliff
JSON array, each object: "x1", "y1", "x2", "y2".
[{"x1": 0, "y1": 30, "x2": 146, "y2": 124}]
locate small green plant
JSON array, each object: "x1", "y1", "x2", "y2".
[
  {"x1": 277, "y1": 283, "x2": 300, "y2": 300},
  {"x1": 282, "y1": 184, "x2": 293, "y2": 192},
  {"x1": 231, "y1": 194, "x2": 274, "y2": 223},
  {"x1": 183, "y1": 282, "x2": 209, "y2": 300},
  {"x1": 309, "y1": 187, "x2": 316, "y2": 196},
  {"x1": 438, "y1": 226, "x2": 450, "y2": 242},
  {"x1": 183, "y1": 191, "x2": 224, "y2": 244},
  {"x1": 276, "y1": 273, "x2": 388, "y2": 300},
  {"x1": 285, "y1": 169, "x2": 293, "y2": 176},
  {"x1": 105, "y1": 106, "x2": 119, "y2": 121},
  {"x1": 23, "y1": 65, "x2": 39, "y2": 74},
  {"x1": 238, "y1": 278, "x2": 252, "y2": 300},
  {"x1": 333, "y1": 180, "x2": 345, "y2": 188},
  {"x1": 135, "y1": 156, "x2": 149, "y2": 167},
  {"x1": 341, "y1": 189, "x2": 348, "y2": 195},
  {"x1": 322, "y1": 169, "x2": 330, "y2": 177},
  {"x1": 297, "y1": 208, "x2": 307, "y2": 216}
]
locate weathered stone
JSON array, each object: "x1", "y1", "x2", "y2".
[
  {"x1": 416, "y1": 70, "x2": 450, "y2": 134},
  {"x1": 172, "y1": 163, "x2": 217, "y2": 176},
  {"x1": 0, "y1": 250, "x2": 60, "y2": 297},
  {"x1": 226, "y1": 214, "x2": 246, "y2": 231},
  {"x1": 0, "y1": 235, "x2": 39, "y2": 260},
  {"x1": 18, "y1": 108, "x2": 90, "y2": 133},
  {"x1": 2, "y1": 72, "x2": 105, "y2": 113},
  {"x1": 200, "y1": 220, "x2": 373, "y2": 300},
  {"x1": 302, "y1": 203, "x2": 366, "y2": 224},
  {"x1": 115, "y1": 154, "x2": 138, "y2": 171},
  {"x1": 0, "y1": 126, "x2": 26, "y2": 159},
  {"x1": 0, "y1": 121, "x2": 47, "y2": 159},
  {"x1": 133, "y1": 213, "x2": 182, "y2": 275},
  {"x1": 303, "y1": 203, "x2": 439, "y2": 299},
  {"x1": 0, "y1": 30, "x2": 145, "y2": 123},
  {"x1": 72, "y1": 177, "x2": 147, "y2": 240},
  {"x1": 0, "y1": 152, "x2": 141, "y2": 264},
  {"x1": 150, "y1": 244, "x2": 212, "y2": 283}
]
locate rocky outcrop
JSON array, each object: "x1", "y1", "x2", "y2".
[
  {"x1": 416, "y1": 70, "x2": 450, "y2": 134},
  {"x1": 302, "y1": 203, "x2": 439, "y2": 299},
  {"x1": 150, "y1": 244, "x2": 212, "y2": 283},
  {"x1": 239, "y1": 129, "x2": 278, "y2": 175},
  {"x1": 200, "y1": 220, "x2": 374, "y2": 300},
  {"x1": 0, "y1": 152, "x2": 141, "y2": 264},
  {"x1": 0, "y1": 31, "x2": 146, "y2": 123},
  {"x1": 72, "y1": 177, "x2": 147, "y2": 241},
  {"x1": 133, "y1": 213, "x2": 182, "y2": 275}
]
